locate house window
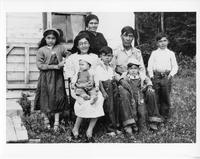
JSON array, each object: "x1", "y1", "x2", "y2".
[{"x1": 43, "y1": 12, "x2": 89, "y2": 44}]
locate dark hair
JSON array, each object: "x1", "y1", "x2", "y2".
[
  {"x1": 57, "y1": 28, "x2": 66, "y2": 43},
  {"x1": 85, "y1": 14, "x2": 99, "y2": 27},
  {"x1": 99, "y1": 46, "x2": 113, "y2": 55},
  {"x1": 121, "y1": 26, "x2": 136, "y2": 37},
  {"x1": 71, "y1": 32, "x2": 92, "y2": 54},
  {"x1": 156, "y1": 32, "x2": 168, "y2": 41},
  {"x1": 38, "y1": 30, "x2": 60, "y2": 49}
]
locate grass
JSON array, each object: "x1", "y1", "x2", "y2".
[{"x1": 21, "y1": 75, "x2": 196, "y2": 143}]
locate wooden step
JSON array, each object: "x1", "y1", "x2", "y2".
[{"x1": 6, "y1": 100, "x2": 28, "y2": 143}]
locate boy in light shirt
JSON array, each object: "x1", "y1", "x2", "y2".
[
  {"x1": 147, "y1": 32, "x2": 178, "y2": 121},
  {"x1": 96, "y1": 46, "x2": 120, "y2": 134}
]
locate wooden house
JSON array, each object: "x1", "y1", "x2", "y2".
[{"x1": 6, "y1": 12, "x2": 135, "y2": 90}]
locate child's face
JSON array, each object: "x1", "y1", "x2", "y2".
[
  {"x1": 77, "y1": 38, "x2": 90, "y2": 54},
  {"x1": 45, "y1": 34, "x2": 56, "y2": 47},
  {"x1": 128, "y1": 65, "x2": 139, "y2": 76},
  {"x1": 79, "y1": 60, "x2": 90, "y2": 71},
  {"x1": 100, "y1": 53, "x2": 113, "y2": 64},
  {"x1": 157, "y1": 37, "x2": 168, "y2": 49}
]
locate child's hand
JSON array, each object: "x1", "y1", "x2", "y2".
[
  {"x1": 102, "y1": 92, "x2": 109, "y2": 99},
  {"x1": 58, "y1": 61, "x2": 65, "y2": 69},
  {"x1": 71, "y1": 83, "x2": 75, "y2": 90},
  {"x1": 167, "y1": 74, "x2": 172, "y2": 80},
  {"x1": 95, "y1": 87, "x2": 99, "y2": 92}
]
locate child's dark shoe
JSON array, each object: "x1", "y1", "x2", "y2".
[
  {"x1": 85, "y1": 136, "x2": 95, "y2": 143},
  {"x1": 149, "y1": 123, "x2": 158, "y2": 131},
  {"x1": 71, "y1": 130, "x2": 80, "y2": 140}
]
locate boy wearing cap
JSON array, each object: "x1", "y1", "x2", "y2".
[
  {"x1": 147, "y1": 33, "x2": 178, "y2": 121},
  {"x1": 71, "y1": 56, "x2": 99, "y2": 105},
  {"x1": 119, "y1": 58, "x2": 157, "y2": 133}
]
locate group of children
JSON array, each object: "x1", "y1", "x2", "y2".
[{"x1": 34, "y1": 27, "x2": 178, "y2": 142}]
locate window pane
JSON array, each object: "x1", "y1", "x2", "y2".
[{"x1": 52, "y1": 13, "x2": 86, "y2": 43}]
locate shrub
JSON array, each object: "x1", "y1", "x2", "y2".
[
  {"x1": 176, "y1": 53, "x2": 196, "y2": 78},
  {"x1": 17, "y1": 92, "x2": 31, "y2": 116}
]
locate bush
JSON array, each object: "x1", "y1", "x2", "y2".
[
  {"x1": 17, "y1": 92, "x2": 31, "y2": 116},
  {"x1": 176, "y1": 53, "x2": 196, "y2": 78}
]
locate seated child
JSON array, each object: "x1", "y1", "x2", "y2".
[
  {"x1": 96, "y1": 46, "x2": 120, "y2": 134},
  {"x1": 119, "y1": 58, "x2": 155, "y2": 132},
  {"x1": 71, "y1": 56, "x2": 99, "y2": 105}
]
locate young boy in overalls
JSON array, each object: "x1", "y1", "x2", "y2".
[
  {"x1": 120, "y1": 58, "x2": 155, "y2": 133},
  {"x1": 147, "y1": 32, "x2": 178, "y2": 122}
]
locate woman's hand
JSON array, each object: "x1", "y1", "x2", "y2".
[{"x1": 114, "y1": 73, "x2": 121, "y2": 81}]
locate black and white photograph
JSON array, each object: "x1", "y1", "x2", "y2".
[{"x1": 1, "y1": 0, "x2": 200, "y2": 159}]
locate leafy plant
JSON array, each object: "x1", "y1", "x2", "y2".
[{"x1": 17, "y1": 92, "x2": 31, "y2": 116}]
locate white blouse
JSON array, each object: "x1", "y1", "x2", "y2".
[{"x1": 147, "y1": 48, "x2": 178, "y2": 78}]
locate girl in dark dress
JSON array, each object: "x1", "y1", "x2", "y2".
[
  {"x1": 71, "y1": 14, "x2": 108, "y2": 56},
  {"x1": 34, "y1": 28, "x2": 70, "y2": 131}
]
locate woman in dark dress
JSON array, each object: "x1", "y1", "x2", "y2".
[
  {"x1": 34, "y1": 28, "x2": 70, "y2": 131},
  {"x1": 71, "y1": 14, "x2": 108, "y2": 56}
]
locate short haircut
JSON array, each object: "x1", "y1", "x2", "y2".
[
  {"x1": 121, "y1": 26, "x2": 136, "y2": 37},
  {"x1": 156, "y1": 32, "x2": 168, "y2": 41},
  {"x1": 99, "y1": 46, "x2": 113, "y2": 55}
]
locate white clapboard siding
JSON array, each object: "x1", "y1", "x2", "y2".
[
  {"x1": 6, "y1": 13, "x2": 43, "y2": 44},
  {"x1": 7, "y1": 63, "x2": 25, "y2": 72},
  {"x1": 7, "y1": 55, "x2": 25, "y2": 63},
  {"x1": 7, "y1": 72, "x2": 25, "y2": 81}
]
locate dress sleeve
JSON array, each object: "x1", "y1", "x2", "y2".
[
  {"x1": 36, "y1": 49, "x2": 59, "y2": 70},
  {"x1": 101, "y1": 33, "x2": 108, "y2": 46},
  {"x1": 91, "y1": 69, "x2": 99, "y2": 87},
  {"x1": 61, "y1": 44, "x2": 71, "y2": 58},
  {"x1": 64, "y1": 55, "x2": 76, "y2": 79}
]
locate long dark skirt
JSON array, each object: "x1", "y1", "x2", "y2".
[
  {"x1": 102, "y1": 79, "x2": 120, "y2": 128},
  {"x1": 34, "y1": 54, "x2": 68, "y2": 114}
]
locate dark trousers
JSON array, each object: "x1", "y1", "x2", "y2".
[
  {"x1": 144, "y1": 88, "x2": 162, "y2": 123},
  {"x1": 152, "y1": 73, "x2": 172, "y2": 120},
  {"x1": 102, "y1": 79, "x2": 120, "y2": 129}
]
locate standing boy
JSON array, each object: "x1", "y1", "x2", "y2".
[{"x1": 147, "y1": 33, "x2": 178, "y2": 122}]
